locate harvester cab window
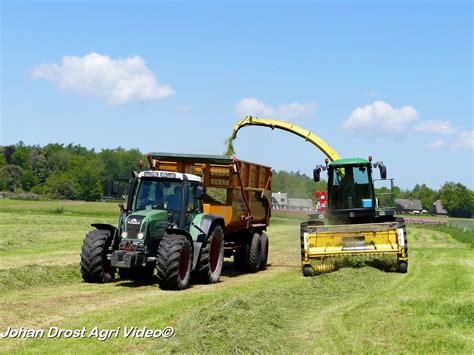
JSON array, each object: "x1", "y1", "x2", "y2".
[{"x1": 330, "y1": 165, "x2": 373, "y2": 209}]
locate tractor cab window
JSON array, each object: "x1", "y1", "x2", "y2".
[
  {"x1": 188, "y1": 183, "x2": 202, "y2": 213},
  {"x1": 135, "y1": 179, "x2": 183, "y2": 212},
  {"x1": 329, "y1": 165, "x2": 373, "y2": 209}
]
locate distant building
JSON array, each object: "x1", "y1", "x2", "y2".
[
  {"x1": 272, "y1": 192, "x2": 288, "y2": 209},
  {"x1": 288, "y1": 198, "x2": 313, "y2": 211},
  {"x1": 432, "y1": 200, "x2": 448, "y2": 216},
  {"x1": 272, "y1": 192, "x2": 314, "y2": 211},
  {"x1": 395, "y1": 199, "x2": 423, "y2": 214}
]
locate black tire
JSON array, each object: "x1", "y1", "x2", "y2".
[
  {"x1": 197, "y1": 225, "x2": 224, "y2": 284},
  {"x1": 303, "y1": 265, "x2": 314, "y2": 277},
  {"x1": 156, "y1": 234, "x2": 192, "y2": 290},
  {"x1": 398, "y1": 261, "x2": 408, "y2": 274},
  {"x1": 80, "y1": 229, "x2": 115, "y2": 283},
  {"x1": 233, "y1": 244, "x2": 248, "y2": 271},
  {"x1": 247, "y1": 232, "x2": 262, "y2": 273},
  {"x1": 258, "y1": 232, "x2": 269, "y2": 271}
]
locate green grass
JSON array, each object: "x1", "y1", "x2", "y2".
[{"x1": 0, "y1": 201, "x2": 473, "y2": 353}]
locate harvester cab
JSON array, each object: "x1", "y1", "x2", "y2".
[{"x1": 313, "y1": 157, "x2": 395, "y2": 224}]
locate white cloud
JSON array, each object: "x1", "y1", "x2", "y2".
[
  {"x1": 427, "y1": 139, "x2": 445, "y2": 149},
  {"x1": 413, "y1": 120, "x2": 458, "y2": 134},
  {"x1": 32, "y1": 52, "x2": 174, "y2": 105},
  {"x1": 177, "y1": 104, "x2": 191, "y2": 113},
  {"x1": 342, "y1": 100, "x2": 419, "y2": 133},
  {"x1": 451, "y1": 130, "x2": 474, "y2": 150},
  {"x1": 235, "y1": 98, "x2": 316, "y2": 120}
]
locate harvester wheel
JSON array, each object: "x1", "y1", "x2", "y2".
[
  {"x1": 258, "y1": 232, "x2": 269, "y2": 271},
  {"x1": 247, "y1": 233, "x2": 262, "y2": 273},
  {"x1": 156, "y1": 233, "x2": 192, "y2": 290},
  {"x1": 197, "y1": 225, "x2": 224, "y2": 283},
  {"x1": 398, "y1": 261, "x2": 408, "y2": 274},
  {"x1": 80, "y1": 229, "x2": 115, "y2": 283},
  {"x1": 303, "y1": 265, "x2": 314, "y2": 277}
]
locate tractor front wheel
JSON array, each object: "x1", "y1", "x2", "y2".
[
  {"x1": 80, "y1": 229, "x2": 115, "y2": 283},
  {"x1": 156, "y1": 233, "x2": 193, "y2": 290}
]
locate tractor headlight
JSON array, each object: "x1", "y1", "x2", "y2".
[
  {"x1": 121, "y1": 232, "x2": 128, "y2": 239},
  {"x1": 137, "y1": 232, "x2": 145, "y2": 240}
]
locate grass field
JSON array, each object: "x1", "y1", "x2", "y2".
[{"x1": 0, "y1": 199, "x2": 473, "y2": 353}]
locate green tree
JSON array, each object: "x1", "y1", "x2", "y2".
[
  {"x1": 0, "y1": 165, "x2": 24, "y2": 191},
  {"x1": 45, "y1": 174, "x2": 77, "y2": 200},
  {"x1": 439, "y1": 182, "x2": 473, "y2": 215}
]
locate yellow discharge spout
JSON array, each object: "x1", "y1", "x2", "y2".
[{"x1": 231, "y1": 116, "x2": 341, "y2": 162}]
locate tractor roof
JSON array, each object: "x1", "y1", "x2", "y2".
[{"x1": 329, "y1": 157, "x2": 370, "y2": 166}]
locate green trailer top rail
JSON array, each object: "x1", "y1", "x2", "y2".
[{"x1": 147, "y1": 152, "x2": 233, "y2": 165}]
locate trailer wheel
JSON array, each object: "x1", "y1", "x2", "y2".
[
  {"x1": 156, "y1": 233, "x2": 192, "y2": 290},
  {"x1": 247, "y1": 233, "x2": 262, "y2": 273},
  {"x1": 398, "y1": 261, "x2": 408, "y2": 274},
  {"x1": 197, "y1": 225, "x2": 224, "y2": 283},
  {"x1": 258, "y1": 232, "x2": 269, "y2": 271},
  {"x1": 80, "y1": 229, "x2": 115, "y2": 283},
  {"x1": 303, "y1": 265, "x2": 314, "y2": 277}
]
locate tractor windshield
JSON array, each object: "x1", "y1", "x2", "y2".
[
  {"x1": 134, "y1": 179, "x2": 183, "y2": 212},
  {"x1": 329, "y1": 165, "x2": 373, "y2": 210}
]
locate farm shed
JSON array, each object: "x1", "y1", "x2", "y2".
[{"x1": 395, "y1": 199, "x2": 423, "y2": 214}]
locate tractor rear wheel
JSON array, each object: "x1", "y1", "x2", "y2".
[
  {"x1": 80, "y1": 229, "x2": 115, "y2": 283},
  {"x1": 258, "y1": 232, "x2": 269, "y2": 271},
  {"x1": 247, "y1": 232, "x2": 262, "y2": 273},
  {"x1": 197, "y1": 225, "x2": 224, "y2": 283},
  {"x1": 156, "y1": 233, "x2": 192, "y2": 290}
]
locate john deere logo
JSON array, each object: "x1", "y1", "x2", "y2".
[{"x1": 128, "y1": 218, "x2": 140, "y2": 225}]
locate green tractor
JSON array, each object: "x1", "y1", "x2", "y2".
[{"x1": 80, "y1": 169, "x2": 225, "y2": 290}]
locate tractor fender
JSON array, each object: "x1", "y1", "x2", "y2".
[
  {"x1": 197, "y1": 215, "x2": 225, "y2": 247},
  {"x1": 91, "y1": 223, "x2": 119, "y2": 250}
]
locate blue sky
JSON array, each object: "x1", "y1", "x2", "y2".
[{"x1": 1, "y1": 0, "x2": 472, "y2": 189}]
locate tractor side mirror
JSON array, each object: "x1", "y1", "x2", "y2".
[
  {"x1": 313, "y1": 168, "x2": 321, "y2": 182},
  {"x1": 111, "y1": 181, "x2": 119, "y2": 195},
  {"x1": 196, "y1": 185, "x2": 206, "y2": 199},
  {"x1": 379, "y1": 165, "x2": 387, "y2": 179}
]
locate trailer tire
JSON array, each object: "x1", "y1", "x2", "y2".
[
  {"x1": 156, "y1": 234, "x2": 192, "y2": 290},
  {"x1": 197, "y1": 225, "x2": 224, "y2": 283},
  {"x1": 247, "y1": 233, "x2": 262, "y2": 273},
  {"x1": 303, "y1": 265, "x2": 314, "y2": 277},
  {"x1": 258, "y1": 232, "x2": 269, "y2": 271},
  {"x1": 398, "y1": 261, "x2": 408, "y2": 274},
  {"x1": 80, "y1": 229, "x2": 115, "y2": 283}
]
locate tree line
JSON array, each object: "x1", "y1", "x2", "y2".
[{"x1": 0, "y1": 142, "x2": 472, "y2": 216}]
